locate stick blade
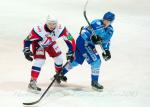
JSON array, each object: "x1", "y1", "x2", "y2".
[{"x1": 23, "y1": 100, "x2": 39, "y2": 105}]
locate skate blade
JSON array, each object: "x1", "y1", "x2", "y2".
[
  {"x1": 27, "y1": 88, "x2": 41, "y2": 94},
  {"x1": 92, "y1": 87, "x2": 103, "y2": 92}
]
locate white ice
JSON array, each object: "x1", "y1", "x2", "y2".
[{"x1": 0, "y1": 0, "x2": 150, "y2": 107}]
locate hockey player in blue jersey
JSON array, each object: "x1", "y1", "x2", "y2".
[{"x1": 56, "y1": 12, "x2": 115, "y2": 91}]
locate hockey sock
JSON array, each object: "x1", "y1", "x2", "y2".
[
  {"x1": 91, "y1": 75, "x2": 98, "y2": 82},
  {"x1": 55, "y1": 63, "x2": 62, "y2": 73},
  {"x1": 31, "y1": 66, "x2": 41, "y2": 80}
]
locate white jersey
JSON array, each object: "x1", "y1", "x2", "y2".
[
  {"x1": 24, "y1": 23, "x2": 76, "y2": 52},
  {"x1": 30, "y1": 24, "x2": 67, "y2": 48}
]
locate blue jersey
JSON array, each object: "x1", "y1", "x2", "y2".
[
  {"x1": 62, "y1": 19, "x2": 114, "y2": 83},
  {"x1": 81, "y1": 19, "x2": 114, "y2": 50}
]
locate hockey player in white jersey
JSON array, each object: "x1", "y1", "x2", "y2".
[{"x1": 23, "y1": 15, "x2": 76, "y2": 92}]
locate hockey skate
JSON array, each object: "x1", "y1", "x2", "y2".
[
  {"x1": 28, "y1": 79, "x2": 41, "y2": 93},
  {"x1": 91, "y1": 81, "x2": 103, "y2": 92},
  {"x1": 54, "y1": 73, "x2": 67, "y2": 84}
]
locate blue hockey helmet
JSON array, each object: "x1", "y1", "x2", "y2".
[{"x1": 103, "y1": 12, "x2": 115, "y2": 22}]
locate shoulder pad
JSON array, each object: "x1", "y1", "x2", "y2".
[
  {"x1": 107, "y1": 25, "x2": 113, "y2": 31},
  {"x1": 33, "y1": 25, "x2": 44, "y2": 33}
]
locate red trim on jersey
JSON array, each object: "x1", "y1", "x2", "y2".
[
  {"x1": 71, "y1": 39, "x2": 76, "y2": 52},
  {"x1": 59, "y1": 27, "x2": 76, "y2": 52},
  {"x1": 59, "y1": 27, "x2": 68, "y2": 37},
  {"x1": 30, "y1": 29, "x2": 42, "y2": 41}
]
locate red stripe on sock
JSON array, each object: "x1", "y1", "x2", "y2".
[
  {"x1": 55, "y1": 66, "x2": 62, "y2": 73},
  {"x1": 31, "y1": 70, "x2": 40, "y2": 80}
]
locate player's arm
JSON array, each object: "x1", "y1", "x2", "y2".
[
  {"x1": 101, "y1": 26, "x2": 113, "y2": 50},
  {"x1": 23, "y1": 27, "x2": 42, "y2": 61},
  {"x1": 59, "y1": 27, "x2": 76, "y2": 61},
  {"x1": 101, "y1": 26, "x2": 113, "y2": 61},
  {"x1": 90, "y1": 20, "x2": 104, "y2": 44},
  {"x1": 24, "y1": 27, "x2": 43, "y2": 48},
  {"x1": 91, "y1": 20, "x2": 113, "y2": 61}
]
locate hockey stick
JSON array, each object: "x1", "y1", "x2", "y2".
[
  {"x1": 23, "y1": 61, "x2": 70, "y2": 105},
  {"x1": 83, "y1": 0, "x2": 106, "y2": 54}
]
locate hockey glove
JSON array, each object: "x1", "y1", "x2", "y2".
[
  {"x1": 91, "y1": 35, "x2": 102, "y2": 44},
  {"x1": 66, "y1": 51, "x2": 74, "y2": 62},
  {"x1": 23, "y1": 47, "x2": 33, "y2": 61},
  {"x1": 102, "y1": 50, "x2": 111, "y2": 61}
]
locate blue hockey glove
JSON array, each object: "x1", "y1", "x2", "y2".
[
  {"x1": 23, "y1": 47, "x2": 33, "y2": 61},
  {"x1": 91, "y1": 35, "x2": 102, "y2": 44},
  {"x1": 102, "y1": 50, "x2": 111, "y2": 61}
]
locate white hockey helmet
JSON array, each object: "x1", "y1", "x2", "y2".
[
  {"x1": 46, "y1": 15, "x2": 58, "y2": 25},
  {"x1": 46, "y1": 15, "x2": 58, "y2": 30}
]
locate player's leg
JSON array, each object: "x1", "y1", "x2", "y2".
[
  {"x1": 90, "y1": 59, "x2": 103, "y2": 91},
  {"x1": 45, "y1": 41, "x2": 66, "y2": 83},
  {"x1": 61, "y1": 61, "x2": 79, "y2": 75},
  {"x1": 83, "y1": 43, "x2": 104, "y2": 91},
  {"x1": 29, "y1": 58, "x2": 45, "y2": 92},
  {"x1": 28, "y1": 42, "x2": 46, "y2": 92},
  {"x1": 45, "y1": 41, "x2": 62, "y2": 72},
  {"x1": 53, "y1": 54, "x2": 68, "y2": 83},
  {"x1": 61, "y1": 36, "x2": 85, "y2": 76}
]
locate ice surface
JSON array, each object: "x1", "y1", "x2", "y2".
[{"x1": 0, "y1": 0, "x2": 150, "y2": 107}]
